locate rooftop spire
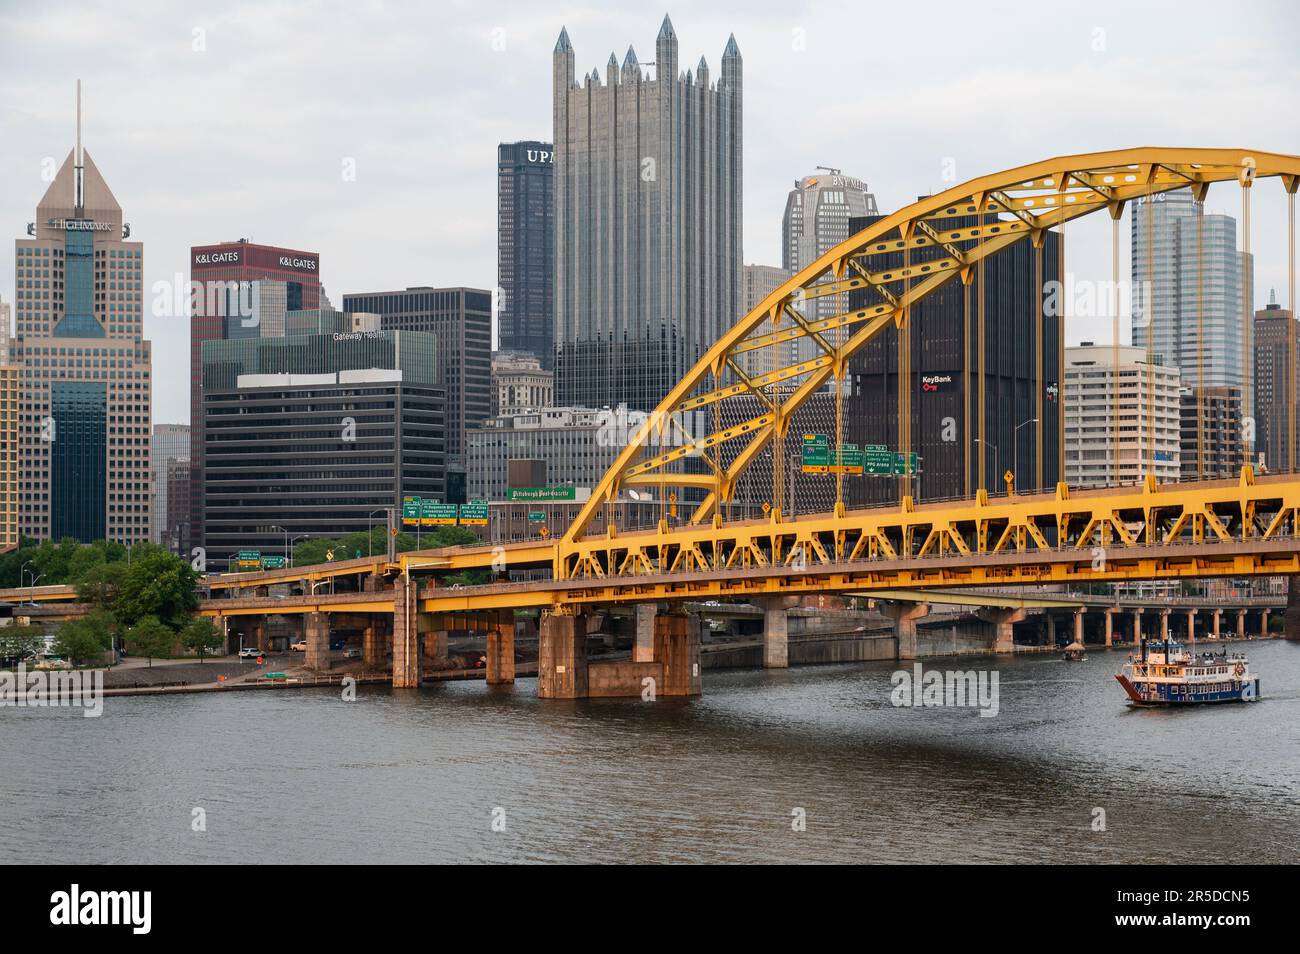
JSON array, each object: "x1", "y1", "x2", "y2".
[
  {"x1": 75, "y1": 79, "x2": 84, "y2": 213},
  {"x1": 554, "y1": 27, "x2": 572, "y2": 54}
]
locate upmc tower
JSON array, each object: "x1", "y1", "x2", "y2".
[{"x1": 188, "y1": 239, "x2": 322, "y2": 550}]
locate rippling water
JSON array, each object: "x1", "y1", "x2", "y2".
[{"x1": 4, "y1": 641, "x2": 1299, "y2": 863}]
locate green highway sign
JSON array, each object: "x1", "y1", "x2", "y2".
[
  {"x1": 261, "y1": 554, "x2": 286, "y2": 570},
  {"x1": 506, "y1": 486, "x2": 577, "y2": 502},
  {"x1": 865, "y1": 446, "x2": 895, "y2": 475},
  {"x1": 427, "y1": 503, "x2": 459, "y2": 526},
  {"x1": 459, "y1": 501, "x2": 489, "y2": 526},
  {"x1": 527, "y1": 511, "x2": 547, "y2": 523},
  {"x1": 237, "y1": 549, "x2": 261, "y2": 568},
  {"x1": 893, "y1": 451, "x2": 919, "y2": 476},
  {"x1": 419, "y1": 498, "x2": 443, "y2": 525},
  {"x1": 801, "y1": 433, "x2": 830, "y2": 467},
  {"x1": 401, "y1": 496, "x2": 422, "y2": 524}
]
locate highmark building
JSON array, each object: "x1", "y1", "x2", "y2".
[
  {"x1": 12, "y1": 134, "x2": 153, "y2": 543},
  {"x1": 200, "y1": 325, "x2": 447, "y2": 566}
]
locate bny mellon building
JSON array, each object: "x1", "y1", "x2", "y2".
[
  {"x1": 13, "y1": 113, "x2": 152, "y2": 543},
  {"x1": 552, "y1": 16, "x2": 742, "y2": 413}
]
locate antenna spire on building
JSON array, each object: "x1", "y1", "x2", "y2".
[{"x1": 75, "y1": 79, "x2": 84, "y2": 213}]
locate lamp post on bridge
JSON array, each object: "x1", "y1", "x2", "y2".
[
  {"x1": 1013, "y1": 418, "x2": 1039, "y2": 494},
  {"x1": 974, "y1": 438, "x2": 999, "y2": 493}
]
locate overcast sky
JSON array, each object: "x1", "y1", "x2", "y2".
[{"x1": 2, "y1": 0, "x2": 1298, "y2": 422}]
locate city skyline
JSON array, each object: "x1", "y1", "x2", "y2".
[{"x1": 2, "y1": 3, "x2": 1299, "y2": 423}]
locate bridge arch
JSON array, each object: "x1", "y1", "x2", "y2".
[{"x1": 562, "y1": 148, "x2": 1300, "y2": 577}]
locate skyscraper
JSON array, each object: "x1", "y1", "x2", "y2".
[
  {"x1": 497, "y1": 141, "x2": 554, "y2": 365},
  {"x1": 1252, "y1": 293, "x2": 1299, "y2": 472},
  {"x1": 781, "y1": 170, "x2": 877, "y2": 365},
  {"x1": 340, "y1": 287, "x2": 492, "y2": 469},
  {"x1": 189, "y1": 240, "x2": 322, "y2": 551},
  {"x1": 1131, "y1": 190, "x2": 1250, "y2": 392},
  {"x1": 151, "y1": 423, "x2": 189, "y2": 548},
  {"x1": 12, "y1": 88, "x2": 153, "y2": 543},
  {"x1": 1063, "y1": 343, "x2": 1181, "y2": 487},
  {"x1": 0, "y1": 298, "x2": 17, "y2": 550},
  {"x1": 846, "y1": 211, "x2": 1062, "y2": 502},
  {"x1": 553, "y1": 16, "x2": 743, "y2": 412}
]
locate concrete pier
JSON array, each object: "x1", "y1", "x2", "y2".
[
  {"x1": 1103, "y1": 608, "x2": 1116, "y2": 647},
  {"x1": 634, "y1": 604, "x2": 656, "y2": 663},
  {"x1": 304, "y1": 612, "x2": 330, "y2": 671},
  {"x1": 758, "y1": 596, "x2": 797, "y2": 668},
  {"x1": 392, "y1": 582, "x2": 421, "y2": 688},
  {"x1": 882, "y1": 601, "x2": 930, "y2": 659},
  {"x1": 486, "y1": 618, "x2": 515, "y2": 685},
  {"x1": 538, "y1": 611, "x2": 588, "y2": 699},
  {"x1": 653, "y1": 610, "x2": 701, "y2": 696},
  {"x1": 977, "y1": 606, "x2": 1025, "y2": 654},
  {"x1": 362, "y1": 622, "x2": 382, "y2": 668}
]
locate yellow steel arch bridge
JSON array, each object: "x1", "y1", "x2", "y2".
[{"x1": 197, "y1": 147, "x2": 1300, "y2": 616}]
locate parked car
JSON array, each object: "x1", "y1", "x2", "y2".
[
  {"x1": 238, "y1": 646, "x2": 263, "y2": 659},
  {"x1": 289, "y1": 639, "x2": 307, "y2": 652},
  {"x1": 342, "y1": 647, "x2": 362, "y2": 660},
  {"x1": 33, "y1": 655, "x2": 71, "y2": 670}
]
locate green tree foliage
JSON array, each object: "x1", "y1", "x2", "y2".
[
  {"x1": 68, "y1": 544, "x2": 198, "y2": 632},
  {"x1": 125, "y1": 615, "x2": 175, "y2": 667},
  {"x1": 0, "y1": 623, "x2": 47, "y2": 662},
  {"x1": 289, "y1": 525, "x2": 482, "y2": 568},
  {"x1": 51, "y1": 613, "x2": 113, "y2": 667},
  {"x1": 180, "y1": 617, "x2": 224, "y2": 662}
]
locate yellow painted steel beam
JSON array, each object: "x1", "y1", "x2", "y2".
[{"x1": 563, "y1": 148, "x2": 1300, "y2": 565}]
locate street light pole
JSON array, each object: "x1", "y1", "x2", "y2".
[
  {"x1": 974, "y1": 438, "x2": 999, "y2": 492},
  {"x1": 368, "y1": 509, "x2": 389, "y2": 557},
  {"x1": 289, "y1": 534, "x2": 310, "y2": 569},
  {"x1": 1012, "y1": 417, "x2": 1039, "y2": 494}
]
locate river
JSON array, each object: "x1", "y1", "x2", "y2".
[{"x1": 3, "y1": 641, "x2": 1298, "y2": 863}]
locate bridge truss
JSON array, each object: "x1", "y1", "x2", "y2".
[{"x1": 560, "y1": 148, "x2": 1300, "y2": 583}]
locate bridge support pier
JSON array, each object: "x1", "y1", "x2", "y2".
[
  {"x1": 758, "y1": 596, "x2": 798, "y2": 668},
  {"x1": 304, "y1": 612, "x2": 330, "y2": 671},
  {"x1": 1286, "y1": 575, "x2": 1300, "y2": 640},
  {"x1": 1260, "y1": 609, "x2": 1269, "y2": 637},
  {"x1": 1046, "y1": 613, "x2": 1056, "y2": 648},
  {"x1": 486, "y1": 616, "x2": 515, "y2": 685},
  {"x1": 538, "y1": 610, "x2": 589, "y2": 699},
  {"x1": 1103, "y1": 608, "x2": 1116, "y2": 647},
  {"x1": 977, "y1": 606, "x2": 1026, "y2": 654},
  {"x1": 251, "y1": 619, "x2": 267, "y2": 653},
  {"x1": 392, "y1": 582, "x2": 421, "y2": 688},
  {"x1": 1132, "y1": 608, "x2": 1142, "y2": 644},
  {"x1": 1212, "y1": 609, "x2": 1222, "y2": 638},
  {"x1": 1186, "y1": 609, "x2": 1197, "y2": 643},
  {"x1": 882, "y1": 601, "x2": 930, "y2": 660},
  {"x1": 1236, "y1": 609, "x2": 1246, "y2": 639},
  {"x1": 1072, "y1": 608, "x2": 1085, "y2": 647},
  {"x1": 363, "y1": 622, "x2": 382, "y2": 668},
  {"x1": 422, "y1": 623, "x2": 448, "y2": 663},
  {"x1": 653, "y1": 609, "x2": 702, "y2": 697},
  {"x1": 1159, "y1": 609, "x2": 1170, "y2": 643},
  {"x1": 634, "y1": 604, "x2": 656, "y2": 663}
]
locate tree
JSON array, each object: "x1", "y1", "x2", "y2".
[
  {"x1": 109, "y1": 546, "x2": 200, "y2": 631},
  {"x1": 51, "y1": 613, "x2": 113, "y2": 667},
  {"x1": 181, "y1": 617, "x2": 224, "y2": 662},
  {"x1": 73, "y1": 559, "x2": 126, "y2": 607},
  {"x1": 125, "y1": 615, "x2": 175, "y2": 668},
  {"x1": 0, "y1": 623, "x2": 46, "y2": 663}
]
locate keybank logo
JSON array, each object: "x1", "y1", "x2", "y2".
[{"x1": 49, "y1": 884, "x2": 151, "y2": 935}]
